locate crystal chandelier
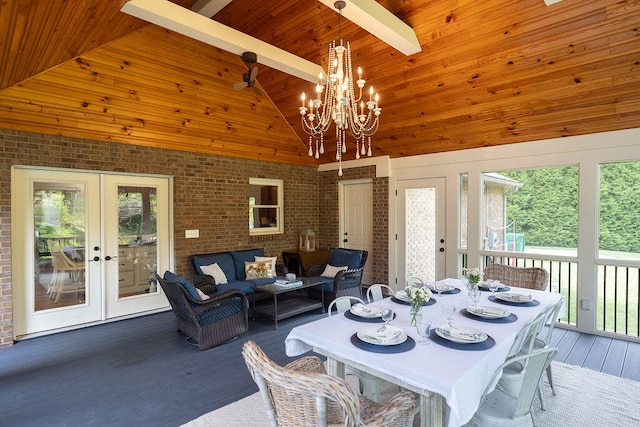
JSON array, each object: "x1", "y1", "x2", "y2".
[{"x1": 299, "y1": 1, "x2": 381, "y2": 176}]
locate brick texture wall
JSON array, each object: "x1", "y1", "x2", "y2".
[{"x1": 0, "y1": 129, "x2": 321, "y2": 347}]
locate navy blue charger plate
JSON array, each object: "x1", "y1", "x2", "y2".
[
  {"x1": 429, "y1": 287, "x2": 461, "y2": 295},
  {"x1": 461, "y1": 308, "x2": 518, "y2": 323},
  {"x1": 488, "y1": 295, "x2": 540, "y2": 307},
  {"x1": 478, "y1": 285, "x2": 510, "y2": 292},
  {"x1": 351, "y1": 333, "x2": 416, "y2": 353},
  {"x1": 344, "y1": 310, "x2": 395, "y2": 323},
  {"x1": 429, "y1": 330, "x2": 496, "y2": 351},
  {"x1": 391, "y1": 296, "x2": 437, "y2": 306}
]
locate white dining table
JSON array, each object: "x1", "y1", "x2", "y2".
[{"x1": 285, "y1": 278, "x2": 564, "y2": 427}]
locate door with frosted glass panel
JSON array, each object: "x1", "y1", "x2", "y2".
[{"x1": 396, "y1": 178, "x2": 446, "y2": 287}]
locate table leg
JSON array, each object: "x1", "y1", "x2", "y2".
[
  {"x1": 419, "y1": 393, "x2": 444, "y2": 427},
  {"x1": 325, "y1": 357, "x2": 345, "y2": 379},
  {"x1": 274, "y1": 294, "x2": 279, "y2": 329}
]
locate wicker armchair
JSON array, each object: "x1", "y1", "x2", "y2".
[
  {"x1": 156, "y1": 273, "x2": 249, "y2": 350},
  {"x1": 307, "y1": 248, "x2": 369, "y2": 302},
  {"x1": 483, "y1": 263, "x2": 549, "y2": 291},
  {"x1": 242, "y1": 340, "x2": 418, "y2": 427}
]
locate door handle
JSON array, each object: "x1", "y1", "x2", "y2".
[
  {"x1": 90, "y1": 256, "x2": 100, "y2": 262},
  {"x1": 439, "y1": 248, "x2": 445, "y2": 252},
  {"x1": 105, "y1": 255, "x2": 118, "y2": 261},
  {"x1": 343, "y1": 239, "x2": 348, "y2": 243}
]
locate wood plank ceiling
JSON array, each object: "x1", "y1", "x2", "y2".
[{"x1": 0, "y1": 0, "x2": 639, "y2": 166}]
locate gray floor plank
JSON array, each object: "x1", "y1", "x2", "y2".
[
  {"x1": 622, "y1": 341, "x2": 640, "y2": 381},
  {"x1": 601, "y1": 337, "x2": 628, "y2": 377},
  {"x1": 582, "y1": 335, "x2": 612, "y2": 372},
  {"x1": 554, "y1": 328, "x2": 581, "y2": 363},
  {"x1": 565, "y1": 333, "x2": 597, "y2": 366}
]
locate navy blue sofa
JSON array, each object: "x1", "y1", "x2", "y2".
[
  {"x1": 306, "y1": 248, "x2": 368, "y2": 303},
  {"x1": 188, "y1": 248, "x2": 286, "y2": 302}
]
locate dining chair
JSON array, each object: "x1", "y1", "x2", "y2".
[
  {"x1": 471, "y1": 347, "x2": 558, "y2": 427},
  {"x1": 327, "y1": 295, "x2": 388, "y2": 403},
  {"x1": 242, "y1": 340, "x2": 419, "y2": 427},
  {"x1": 47, "y1": 239, "x2": 85, "y2": 303},
  {"x1": 483, "y1": 263, "x2": 549, "y2": 291},
  {"x1": 366, "y1": 283, "x2": 395, "y2": 303},
  {"x1": 527, "y1": 299, "x2": 564, "y2": 409},
  {"x1": 497, "y1": 312, "x2": 547, "y2": 397},
  {"x1": 405, "y1": 276, "x2": 425, "y2": 287},
  {"x1": 327, "y1": 296, "x2": 365, "y2": 316}
]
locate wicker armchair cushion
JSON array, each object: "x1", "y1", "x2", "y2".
[
  {"x1": 200, "y1": 263, "x2": 228, "y2": 284},
  {"x1": 322, "y1": 264, "x2": 348, "y2": 278},
  {"x1": 193, "y1": 253, "x2": 236, "y2": 280},
  {"x1": 230, "y1": 249, "x2": 265, "y2": 280},
  {"x1": 196, "y1": 297, "x2": 244, "y2": 326},
  {"x1": 164, "y1": 271, "x2": 202, "y2": 301},
  {"x1": 330, "y1": 248, "x2": 364, "y2": 270}
]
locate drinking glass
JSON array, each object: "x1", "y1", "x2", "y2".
[
  {"x1": 470, "y1": 288, "x2": 481, "y2": 308},
  {"x1": 434, "y1": 281, "x2": 443, "y2": 298},
  {"x1": 488, "y1": 280, "x2": 499, "y2": 296},
  {"x1": 416, "y1": 318, "x2": 432, "y2": 345},
  {"x1": 381, "y1": 308, "x2": 394, "y2": 325},
  {"x1": 442, "y1": 304, "x2": 456, "y2": 326}
]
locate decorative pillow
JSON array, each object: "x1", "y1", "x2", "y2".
[
  {"x1": 321, "y1": 264, "x2": 348, "y2": 278},
  {"x1": 255, "y1": 256, "x2": 277, "y2": 271},
  {"x1": 164, "y1": 271, "x2": 201, "y2": 301},
  {"x1": 245, "y1": 261, "x2": 274, "y2": 279},
  {"x1": 196, "y1": 288, "x2": 210, "y2": 301},
  {"x1": 200, "y1": 263, "x2": 228, "y2": 285}
]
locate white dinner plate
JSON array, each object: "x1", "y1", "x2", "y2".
[
  {"x1": 494, "y1": 292, "x2": 533, "y2": 303},
  {"x1": 426, "y1": 282, "x2": 455, "y2": 293},
  {"x1": 350, "y1": 303, "x2": 382, "y2": 318},
  {"x1": 394, "y1": 290, "x2": 410, "y2": 302},
  {"x1": 466, "y1": 305, "x2": 510, "y2": 319},
  {"x1": 357, "y1": 325, "x2": 407, "y2": 346},
  {"x1": 435, "y1": 325, "x2": 487, "y2": 344}
]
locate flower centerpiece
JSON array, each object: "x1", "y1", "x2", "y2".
[
  {"x1": 462, "y1": 267, "x2": 481, "y2": 289},
  {"x1": 404, "y1": 284, "x2": 432, "y2": 325}
]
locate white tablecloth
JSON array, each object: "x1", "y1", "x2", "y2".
[{"x1": 285, "y1": 279, "x2": 564, "y2": 427}]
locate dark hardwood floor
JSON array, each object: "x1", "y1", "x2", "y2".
[{"x1": 550, "y1": 326, "x2": 640, "y2": 382}]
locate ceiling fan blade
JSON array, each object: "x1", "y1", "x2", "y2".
[
  {"x1": 232, "y1": 81, "x2": 246, "y2": 90},
  {"x1": 250, "y1": 66, "x2": 259, "y2": 81}
]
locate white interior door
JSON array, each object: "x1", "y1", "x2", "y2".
[
  {"x1": 12, "y1": 167, "x2": 171, "y2": 338},
  {"x1": 341, "y1": 180, "x2": 374, "y2": 284},
  {"x1": 397, "y1": 178, "x2": 446, "y2": 288}
]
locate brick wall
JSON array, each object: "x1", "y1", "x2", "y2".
[{"x1": 0, "y1": 129, "x2": 320, "y2": 346}]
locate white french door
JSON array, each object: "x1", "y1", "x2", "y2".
[
  {"x1": 396, "y1": 178, "x2": 446, "y2": 287},
  {"x1": 12, "y1": 167, "x2": 171, "y2": 338}
]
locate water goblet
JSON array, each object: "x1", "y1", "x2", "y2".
[
  {"x1": 434, "y1": 281, "x2": 443, "y2": 298},
  {"x1": 381, "y1": 308, "x2": 394, "y2": 325},
  {"x1": 416, "y1": 318, "x2": 432, "y2": 345},
  {"x1": 488, "y1": 279, "x2": 499, "y2": 296},
  {"x1": 470, "y1": 288, "x2": 481, "y2": 308},
  {"x1": 442, "y1": 304, "x2": 456, "y2": 327}
]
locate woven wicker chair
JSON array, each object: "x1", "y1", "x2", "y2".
[
  {"x1": 156, "y1": 273, "x2": 249, "y2": 350},
  {"x1": 483, "y1": 263, "x2": 549, "y2": 291},
  {"x1": 242, "y1": 340, "x2": 418, "y2": 427},
  {"x1": 307, "y1": 248, "x2": 369, "y2": 302}
]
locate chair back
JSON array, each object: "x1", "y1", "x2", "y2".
[
  {"x1": 156, "y1": 274, "x2": 195, "y2": 318},
  {"x1": 481, "y1": 347, "x2": 558, "y2": 420},
  {"x1": 483, "y1": 263, "x2": 549, "y2": 290},
  {"x1": 242, "y1": 340, "x2": 359, "y2": 427},
  {"x1": 405, "y1": 276, "x2": 425, "y2": 287},
  {"x1": 536, "y1": 299, "x2": 564, "y2": 346},
  {"x1": 367, "y1": 284, "x2": 395, "y2": 303},
  {"x1": 328, "y1": 296, "x2": 365, "y2": 316},
  {"x1": 508, "y1": 311, "x2": 546, "y2": 358}
]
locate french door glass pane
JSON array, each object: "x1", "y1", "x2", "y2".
[
  {"x1": 34, "y1": 182, "x2": 86, "y2": 311},
  {"x1": 405, "y1": 188, "x2": 436, "y2": 282},
  {"x1": 117, "y1": 186, "x2": 157, "y2": 298}
]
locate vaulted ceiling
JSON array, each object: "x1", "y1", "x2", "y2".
[{"x1": 1, "y1": 0, "x2": 639, "y2": 167}]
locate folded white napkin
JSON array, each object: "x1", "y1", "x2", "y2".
[
  {"x1": 362, "y1": 325, "x2": 402, "y2": 344},
  {"x1": 499, "y1": 292, "x2": 532, "y2": 302},
  {"x1": 351, "y1": 303, "x2": 382, "y2": 317}
]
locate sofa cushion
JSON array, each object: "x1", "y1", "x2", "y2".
[
  {"x1": 200, "y1": 263, "x2": 228, "y2": 285},
  {"x1": 313, "y1": 277, "x2": 335, "y2": 293},
  {"x1": 321, "y1": 264, "x2": 348, "y2": 278},
  {"x1": 217, "y1": 280, "x2": 256, "y2": 295},
  {"x1": 196, "y1": 297, "x2": 243, "y2": 326},
  {"x1": 231, "y1": 249, "x2": 264, "y2": 280},
  {"x1": 193, "y1": 253, "x2": 236, "y2": 281},
  {"x1": 164, "y1": 271, "x2": 202, "y2": 301},
  {"x1": 330, "y1": 249, "x2": 364, "y2": 270},
  {"x1": 245, "y1": 261, "x2": 274, "y2": 279}
]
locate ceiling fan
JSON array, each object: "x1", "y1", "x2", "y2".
[{"x1": 233, "y1": 51, "x2": 262, "y2": 96}]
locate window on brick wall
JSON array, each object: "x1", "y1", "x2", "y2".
[{"x1": 249, "y1": 178, "x2": 283, "y2": 235}]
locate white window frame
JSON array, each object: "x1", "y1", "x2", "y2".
[{"x1": 249, "y1": 177, "x2": 284, "y2": 236}]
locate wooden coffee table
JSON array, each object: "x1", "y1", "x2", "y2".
[{"x1": 251, "y1": 278, "x2": 325, "y2": 328}]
